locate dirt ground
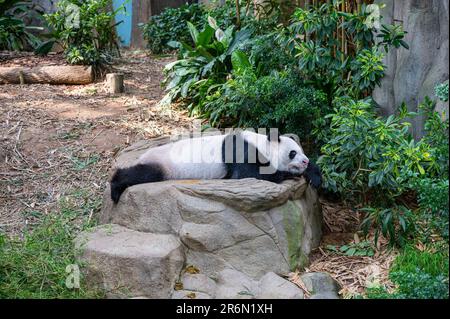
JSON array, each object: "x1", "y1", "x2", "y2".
[
  {"x1": 0, "y1": 50, "x2": 395, "y2": 298},
  {"x1": 0, "y1": 50, "x2": 193, "y2": 235}
]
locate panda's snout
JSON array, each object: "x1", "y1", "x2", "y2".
[
  {"x1": 288, "y1": 155, "x2": 309, "y2": 174},
  {"x1": 298, "y1": 155, "x2": 309, "y2": 168}
]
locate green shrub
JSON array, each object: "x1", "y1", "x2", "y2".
[
  {"x1": 141, "y1": 3, "x2": 206, "y2": 54},
  {"x1": 141, "y1": 0, "x2": 278, "y2": 55},
  {"x1": 435, "y1": 81, "x2": 449, "y2": 102},
  {"x1": 389, "y1": 246, "x2": 449, "y2": 299},
  {"x1": 415, "y1": 178, "x2": 449, "y2": 240},
  {"x1": 367, "y1": 245, "x2": 449, "y2": 299},
  {"x1": 238, "y1": 32, "x2": 296, "y2": 77},
  {"x1": 413, "y1": 89, "x2": 449, "y2": 240},
  {"x1": 317, "y1": 98, "x2": 437, "y2": 203},
  {"x1": 360, "y1": 206, "x2": 416, "y2": 247},
  {"x1": 283, "y1": 2, "x2": 408, "y2": 101},
  {"x1": 161, "y1": 17, "x2": 251, "y2": 107},
  {"x1": 367, "y1": 270, "x2": 449, "y2": 299},
  {"x1": 389, "y1": 270, "x2": 449, "y2": 299},
  {"x1": 199, "y1": 70, "x2": 328, "y2": 154},
  {"x1": 391, "y1": 245, "x2": 449, "y2": 277},
  {"x1": 207, "y1": 0, "x2": 279, "y2": 32},
  {"x1": 0, "y1": 0, "x2": 43, "y2": 51},
  {"x1": 44, "y1": 0, "x2": 121, "y2": 66},
  {"x1": 420, "y1": 96, "x2": 449, "y2": 176}
]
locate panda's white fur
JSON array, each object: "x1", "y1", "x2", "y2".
[
  {"x1": 136, "y1": 131, "x2": 308, "y2": 179},
  {"x1": 137, "y1": 133, "x2": 228, "y2": 180},
  {"x1": 110, "y1": 130, "x2": 310, "y2": 203}
]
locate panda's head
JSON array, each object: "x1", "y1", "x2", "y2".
[{"x1": 269, "y1": 134, "x2": 309, "y2": 175}]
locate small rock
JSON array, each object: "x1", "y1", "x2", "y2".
[
  {"x1": 300, "y1": 272, "x2": 340, "y2": 296},
  {"x1": 215, "y1": 269, "x2": 258, "y2": 299},
  {"x1": 256, "y1": 272, "x2": 304, "y2": 299},
  {"x1": 180, "y1": 273, "x2": 217, "y2": 297}
]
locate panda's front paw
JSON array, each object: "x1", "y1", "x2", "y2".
[
  {"x1": 308, "y1": 174, "x2": 322, "y2": 189},
  {"x1": 303, "y1": 162, "x2": 322, "y2": 189}
]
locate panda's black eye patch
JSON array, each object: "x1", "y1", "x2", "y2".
[{"x1": 289, "y1": 150, "x2": 297, "y2": 159}]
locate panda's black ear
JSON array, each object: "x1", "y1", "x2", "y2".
[
  {"x1": 266, "y1": 130, "x2": 280, "y2": 142},
  {"x1": 283, "y1": 133, "x2": 300, "y2": 145}
]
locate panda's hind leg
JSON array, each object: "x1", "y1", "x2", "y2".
[{"x1": 110, "y1": 163, "x2": 165, "y2": 204}]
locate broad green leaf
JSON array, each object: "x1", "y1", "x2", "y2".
[
  {"x1": 231, "y1": 50, "x2": 252, "y2": 76},
  {"x1": 417, "y1": 164, "x2": 425, "y2": 175},
  {"x1": 197, "y1": 25, "x2": 215, "y2": 47},
  {"x1": 34, "y1": 39, "x2": 55, "y2": 55},
  {"x1": 187, "y1": 21, "x2": 199, "y2": 43},
  {"x1": 346, "y1": 248, "x2": 357, "y2": 256},
  {"x1": 225, "y1": 27, "x2": 251, "y2": 55}
]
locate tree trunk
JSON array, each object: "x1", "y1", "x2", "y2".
[
  {"x1": 0, "y1": 65, "x2": 93, "y2": 85},
  {"x1": 106, "y1": 73, "x2": 124, "y2": 93}
]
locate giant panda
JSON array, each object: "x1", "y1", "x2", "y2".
[{"x1": 110, "y1": 130, "x2": 322, "y2": 204}]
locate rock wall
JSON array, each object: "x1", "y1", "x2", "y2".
[{"x1": 373, "y1": 0, "x2": 449, "y2": 138}]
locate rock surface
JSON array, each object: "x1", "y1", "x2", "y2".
[
  {"x1": 300, "y1": 272, "x2": 341, "y2": 299},
  {"x1": 76, "y1": 138, "x2": 323, "y2": 298},
  {"x1": 373, "y1": 0, "x2": 449, "y2": 138},
  {"x1": 74, "y1": 224, "x2": 184, "y2": 299},
  {"x1": 256, "y1": 272, "x2": 304, "y2": 299}
]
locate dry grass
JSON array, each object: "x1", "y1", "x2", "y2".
[
  {"x1": 0, "y1": 50, "x2": 193, "y2": 236},
  {"x1": 289, "y1": 199, "x2": 398, "y2": 298}
]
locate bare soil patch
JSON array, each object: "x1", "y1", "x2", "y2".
[{"x1": 0, "y1": 50, "x2": 192, "y2": 235}]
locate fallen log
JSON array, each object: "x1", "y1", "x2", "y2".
[{"x1": 0, "y1": 65, "x2": 93, "y2": 84}]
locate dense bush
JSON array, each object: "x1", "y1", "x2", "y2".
[
  {"x1": 367, "y1": 245, "x2": 449, "y2": 299},
  {"x1": 238, "y1": 32, "x2": 296, "y2": 77},
  {"x1": 368, "y1": 270, "x2": 449, "y2": 299},
  {"x1": 413, "y1": 85, "x2": 449, "y2": 240},
  {"x1": 420, "y1": 96, "x2": 449, "y2": 176},
  {"x1": 161, "y1": 17, "x2": 251, "y2": 107},
  {"x1": 0, "y1": 0, "x2": 43, "y2": 51},
  {"x1": 415, "y1": 178, "x2": 449, "y2": 240},
  {"x1": 360, "y1": 206, "x2": 416, "y2": 247},
  {"x1": 141, "y1": 0, "x2": 278, "y2": 55},
  {"x1": 141, "y1": 3, "x2": 206, "y2": 54},
  {"x1": 317, "y1": 98, "x2": 436, "y2": 203},
  {"x1": 391, "y1": 245, "x2": 449, "y2": 277},
  {"x1": 389, "y1": 270, "x2": 449, "y2": 299},
  {"x1": 44, "y1": 0, "x2": 121, "y2": 65},
  {"x1": 282, "y1": 2, "x2": 408, "y2": 101},
  {"x1": 199, "y1": 70, "x2": 328, "y2": 154},
  {"x1": 435, "y1": 81, "x2": 449, "y2": 102}
]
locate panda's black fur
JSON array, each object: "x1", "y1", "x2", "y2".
[
  {"x1": 110, "y1": 163, "x2": 165, "y2": 204},
  {"x1": 110, "y1": 131, "x2": 322, "y2": 204},
  {"x1": 220, "y1": 131, "x2": 298, "y2": 183}
]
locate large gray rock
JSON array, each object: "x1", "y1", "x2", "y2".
[
  {"x1": 76, "y1": 139, "x2": 323, "y2": 298},
  {"x1": 74, "y1": 224, "x2": 184, "y2": 298},
  {"x1": 172, "y1": 270, "x2": 304, "y2": 299},
  {"x1": 256, "y1": 272, "x2": 304, "y2": 299},
  {"x1": 373, "y1": 0, "x2": 449, "y2": 138},
  {"x1": 178, "y1": 273, "x2": 218, "y2": 297}
]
